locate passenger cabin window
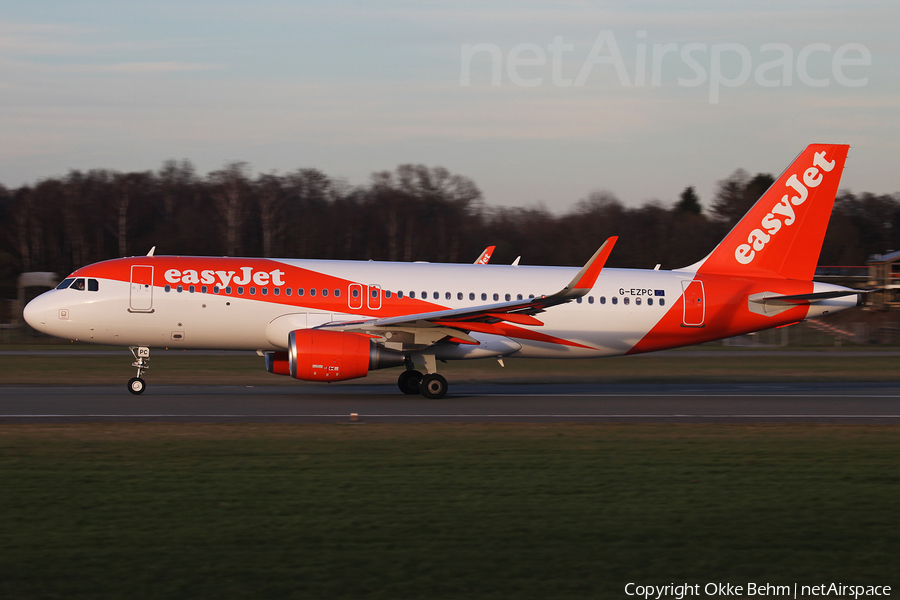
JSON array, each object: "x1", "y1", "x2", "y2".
[
  {"x1": 352, "y1": 289, "x2": 360, "y2": 298},
  {"x1": 457, "y1": 292, "x2": 463, "y2": 300},
  {"x1": 297, "y1": 288, "x2": 304, "y2": 296},
  {"x1": 334, "y1": 289, "x2": 341, "y2": 297},
  {"x1": 273, "y1": 288, "x2": 279, "y2": 296},
  {"x1": 236, "y1": 286, "x2": 243, "y2": 294},
  {"x1": 262, "y1": 287, "x2": 268, "y2": 295},
  {"x1": 647, "y1": 298, "x2": 653, "y2": 306},
  {"x1": 397, "y1": 291, "x2": 404, "y2": 298},
  {"x1": 577, "y1": 297, "x2": 582, "y2": 304},
  {"x1": 505, "y1": 294, "x2": 511, "y2": 301},
  {"x1": 432, "y1": 292, "x2": 438, "y2": 300},
  {"x1": 624, "y1": 297, "x2": 630, "y2": 305},
  {"x1": 469, "y1": 293, "x2": 475, "y2": 301},
  {"x1": 249, "y1": 286, "x2": 256, "y2": 295},
  {"x1": 600, "y1": 297, "x2": 606, "y2": 304},
  {"x1": 482, "y1": 293, "x2": 487, "y2": 301},
  {"x1": 285, "y1": 288, "x2": 292, "y2": 296},
  {"x1": 322, "y1": 289, "x2": 328, "y2": 297},
  {"x1": 660, "y1": 298, "x2": 666, "y2": 306},
  {"x1": 189, "y1": 285, "x2": 196, "y2": 293},
  {"x1": 213, "y1": 286, "x2": 220, "y2": 294},
  {"x1": 385, "y1": 290, "x2": 392, "y2": 299},
  {"x1": 165, "y1": 285, "x2": 171, "y2": 292},
  {"x1": 177, "y1": 285, "x2": 184, "y2": 293},
  {"x1": 410, "y1": 291, "x2": 415, "y2": 299},
  {"x1": 493, "y1": 293, "x2": 499, "y2": 301},
  {"x1": 309, "y1": 288, "x2": 316, "y2": 297},
  {"x1": 612, "y1": 297, "x2": 618, "y2": 305},
  {"x1": 588, "y1": 296, "x2": 594, "y2": 304},
  {"x1": 446, "y1": 292, "x2": 451, "y2": 300},
  {"x1": 517, "y1": 294, "x2": 523, "y2": 300},
  {"x1": 57, "y1": 278, "x2": 74, "y2": 290},
  {"x1": 226, "y1": 286, "x2": 232, "y2": 294},
  {"x1": 201, "y1": 285, "x2": 208, "y2": 294}
]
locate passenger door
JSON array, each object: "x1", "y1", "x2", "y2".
[
  {"x1": 129, "y1": 265, "x2": 154, "y2": 312},
  {"x1": 681, "y1": 280, "x2": 705, "y2": 327}
]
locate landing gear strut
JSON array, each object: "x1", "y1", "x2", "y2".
[{"x1": 128, "y1": 346, "x2": 150, "y2": 395}]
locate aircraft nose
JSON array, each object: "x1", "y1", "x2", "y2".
[{"x1": 23, "y1": 292, "x2": 55, "y2": 333}]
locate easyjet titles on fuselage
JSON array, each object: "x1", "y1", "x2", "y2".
[
  {"x1": 164, "y1": 267, "x2": 286, "y2": 288},
  {"x1": 734, "y1": 150, "x2": 836, "y2": 265}
]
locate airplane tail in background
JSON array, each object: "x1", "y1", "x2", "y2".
[{"x1": 692, "y1": 144, "x2": 850, "y2": 280}]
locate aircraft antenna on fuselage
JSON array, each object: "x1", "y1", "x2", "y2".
[{"x1": 147, "y1": 246, "x2": 156, "y2": 257}]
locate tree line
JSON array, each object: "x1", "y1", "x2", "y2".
[{"x1": 0, "y1": 160, "x2": 898, "y2": 298}]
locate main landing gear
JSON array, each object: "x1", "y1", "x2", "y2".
[
  {"x1": 398, "y1": 370, "x2": 423, "y2": 395},
  {"x1": 128, "y1": 346, "x2": 150, "y2": 395},
  {"x1": 397, "y1": 356, "x2": 449, "y2": 399}
]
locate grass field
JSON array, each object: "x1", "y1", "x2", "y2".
[
  {"x1": 2, "y1": 349, "x2": 900, "y2": 386},
  {"x1": 1, "y1": 424, "x2": 898, "y2": 599}
]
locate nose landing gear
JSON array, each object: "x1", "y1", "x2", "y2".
[{"x1": 128, "y1": 346, "x2": 150, "y2": 395}]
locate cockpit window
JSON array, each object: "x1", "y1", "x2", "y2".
[
  {"x1": 88, "y1": 279, "x2": 99, "y2": 292},
  {"x1": 56, "y1": 278, "x2": 75, "y2": 290},
  {"x1": 71, "y1": 278, "x2": 86, "y2": 291}
]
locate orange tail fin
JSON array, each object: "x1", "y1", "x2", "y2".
[{"x1": 693, "y1": 144, "x2": 850, "y2": 280}]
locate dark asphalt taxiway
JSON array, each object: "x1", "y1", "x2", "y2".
[{"x1": 1, "y1": 382, "x2": 900, "y2": 423}]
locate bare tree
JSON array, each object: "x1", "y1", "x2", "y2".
[
  {"x1": 209, "y1": 162, "x2": 251, "y2": 257},
  {"x1": 158, "y1": 159, "x2": 195, "y2": 223},
  {"x1": 10, "y1": 188, "x2": 33, "y2": 272},
  {"x1": 255, "y1": 173, "x2": 286, "y2": 258}
]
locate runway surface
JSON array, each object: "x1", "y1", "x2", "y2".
[{"x1": 2, "y1": 382, "x2": 900, "y2": 423}]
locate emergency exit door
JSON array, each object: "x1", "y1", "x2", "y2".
[{"x1": 681, "y1": 280, "x2": 705, "y2": 327}]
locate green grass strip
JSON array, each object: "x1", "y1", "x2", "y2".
[{"x1": 1, "y1": 424, "x2": 898, "y2": 599}]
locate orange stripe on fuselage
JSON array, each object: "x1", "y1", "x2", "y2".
[
  {"x1": 71, "y1": 256, "x2": 597, "y2": 351},
  {"x1": 627, "y1": 273, "x2": 813, "y2": 354},
  {"x1": 69, "y1": 256, "x2": 445, "y2": 318}
]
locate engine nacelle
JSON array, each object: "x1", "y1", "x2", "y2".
[
  {"x1": 264, "y1": 351, "x2": 291, "y2": 376},
  {"x1": 287, "y1": 329, "x2": 405, "y2": 382}
]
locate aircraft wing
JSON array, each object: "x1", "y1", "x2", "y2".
[{"x1": 319, "y1": 237, "x2": 617, "y2": 344}]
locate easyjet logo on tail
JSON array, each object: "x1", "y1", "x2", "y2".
[{"x1": 734, "y1": 151, "x2": 836, "y2": 265}]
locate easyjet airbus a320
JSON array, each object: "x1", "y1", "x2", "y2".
[{"x1": 24, "y1": 144, "x2": 861, "y2": 398}]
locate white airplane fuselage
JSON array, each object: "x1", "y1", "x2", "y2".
[
  {"x1": 24, "y1": 258, "x2": 856, "y2": 357},
  {"x1": 22, "y1": 143, "x2": 860, "y2": 398}
]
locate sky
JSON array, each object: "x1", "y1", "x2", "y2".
[{"x1": 1, "y1": 0, "x2": 898, "y2": 212}]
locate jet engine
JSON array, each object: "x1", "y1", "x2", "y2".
[
  {"x1": 264, "y1": 351, "x2": 291, "y2": 376},
  {"x1": 274, "y1": 329, "x2": 405, "y2": 382}
]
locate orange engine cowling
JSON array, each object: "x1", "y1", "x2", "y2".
[
  {"x1": 264, "y1": 351, "x2": 291, "y2": 376},
  {"x1": 287, "y1": 329, "x2": 405, "y2": 382}
]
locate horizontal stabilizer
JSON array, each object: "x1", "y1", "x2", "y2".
[{"x1": 749, "y1": 290, "x2": 862, "y2": 306}]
